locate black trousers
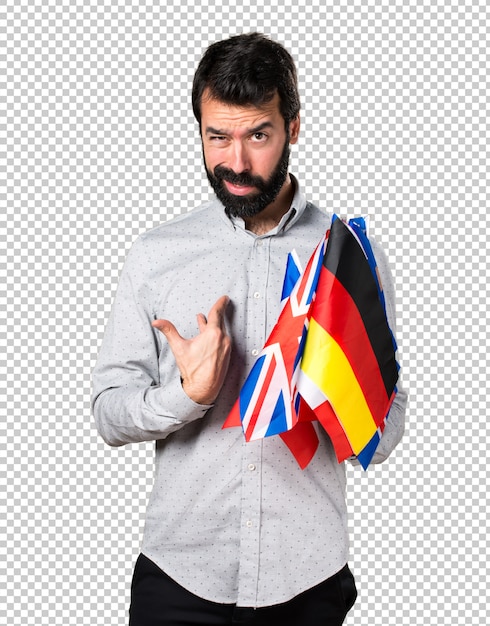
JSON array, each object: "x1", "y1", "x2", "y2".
[{"x1": 129, "y1": 554, "x2": 357, "y2": 626}]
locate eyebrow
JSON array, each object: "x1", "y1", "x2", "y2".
[{"x1": 205, "y1": 121, "x2": 274, "y2": 136}]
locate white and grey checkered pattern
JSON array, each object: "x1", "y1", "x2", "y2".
[{"x1": 3, "y1": 0, "x2": 488, "y2": 624}]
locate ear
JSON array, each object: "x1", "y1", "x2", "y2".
[{"x1": 289, "y1": 115, "x2": 301, "y2": 144}]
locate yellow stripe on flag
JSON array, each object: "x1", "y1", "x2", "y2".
[{"x1": 301, "y1": 317, "x2": 377, "y2": 454}]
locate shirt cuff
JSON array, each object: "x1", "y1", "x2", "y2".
[{"x1": 146, "y1": 374, "x2": 214, "y2": 424}]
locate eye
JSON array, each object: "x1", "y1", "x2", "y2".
[{"x1": 251, "y1": 132, "x2": 268, "y2": 143}]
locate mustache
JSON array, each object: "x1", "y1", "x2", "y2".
[{"x1": 213, "y1": 166, "x2": 266, "y2": 190}]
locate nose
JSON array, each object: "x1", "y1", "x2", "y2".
[{"x1": 228, "y1": 141, "x2": 251, "y2": 173}]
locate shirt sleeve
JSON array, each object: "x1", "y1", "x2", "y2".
[
  {"x1": 91, "y1": 237, "x2": 212, "y2": 447},
  {"x1": 349, "y1": 237, "x2": 407, "y2": 466}
]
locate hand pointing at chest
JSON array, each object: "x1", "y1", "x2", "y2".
[{"x1": 152, "y1": 295, "x2": 232, "y2": 405}]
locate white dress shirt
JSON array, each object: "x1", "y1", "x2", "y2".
[{"x1": 92, "y1": 177, "x2": 406, "y2": 607}]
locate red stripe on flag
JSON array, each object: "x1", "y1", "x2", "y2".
[
  {"x1": 312, "y1": 267, "x2": 392, "y2": 429},
  {"x1": 313, "y1": 400, "x2": 354, "y2": 463},
  {"x1": 295, "y1": 265, "x2": 311, "y2": 307},
  {"x1": 271, "y1": 300, "x2": 305, "y2": 374},
  {"x1": 244, "y1": 352, "x2": 277, "y2": 441},
  {"x1": 293, "y1": 232, "x2": 328, "y2": 308},
  {"x1": 280, "y1": 421, "x2": 319, "y2": 469}
]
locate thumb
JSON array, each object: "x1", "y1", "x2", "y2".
[{"x1": 152, "y1": 319, "x2": 185, "y2": 348}]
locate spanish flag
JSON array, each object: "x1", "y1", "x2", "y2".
[{"x1": 294, "y1": 216, "x2": 399, "y2": 467}]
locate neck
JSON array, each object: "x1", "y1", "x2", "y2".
[{"x1": 244, "y1": 174, "x2": 295, "y2": 235}]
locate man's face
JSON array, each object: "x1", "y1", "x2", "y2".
[{"x1": 200, "y1": 91, "x2": 299, "y2": 218}]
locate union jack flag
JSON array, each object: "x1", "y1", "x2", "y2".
[{"x1": 223, "y1": 233, "x2": 328, "y2": 444}]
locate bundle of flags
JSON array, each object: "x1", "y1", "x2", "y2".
[{"x1": 223, "y1": 215, "x2": 399, "y2": 469}]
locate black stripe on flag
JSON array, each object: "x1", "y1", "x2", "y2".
[{"x1": 323, "y1": 218, "x2": 398, "y2": 397}]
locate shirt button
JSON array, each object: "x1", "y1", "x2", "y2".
[
  {"x1": 246, "y1": 520, "x2": 253, "y2": 528},
  {"x1": 253, "y1": 292, "x2": 260, "y2": 299},
  {"x1": 251, "y1": 349, "x2": 259, "y2": 356},
  {"x1": 248, "y1": 463, "x2": 256, "y2": 471}
]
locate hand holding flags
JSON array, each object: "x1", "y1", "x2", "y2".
[{"x1": 224, "y1": 215, "x2": 399, "y2": 469}]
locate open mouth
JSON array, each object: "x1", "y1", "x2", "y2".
[{"x1": 223, "y1": 180, "x2": 257, "y2": 195}]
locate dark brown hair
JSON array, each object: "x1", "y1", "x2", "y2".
[{"x1": 192, "y1": 33, "x2": 300, "y2": 129}]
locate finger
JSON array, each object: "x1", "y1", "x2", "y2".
[
  {"x1": 152, "y1": 319, "x2": 185, "y2": 348},
  {"x1": 206, "y1": 295, "x2": 230, "y2": 329},
  {"x1": 196, "y1": 313, "x2": 207, "y2": 333}
]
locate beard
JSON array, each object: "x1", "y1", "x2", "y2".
[{"x1": 205, "y1": 136, "x2": 291, "y2": 219}]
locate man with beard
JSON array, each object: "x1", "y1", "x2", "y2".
[{"x1": 92, "y1": 33, "x2": 406, "y2": 626}]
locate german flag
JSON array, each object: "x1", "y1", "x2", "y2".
[{"x1": 295, "y1": 216, "x2": 399, "y2": 467}]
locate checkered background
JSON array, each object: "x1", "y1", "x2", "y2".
[{"x1": 2, "y1": 0, "x2": 488, "y2": 624}]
